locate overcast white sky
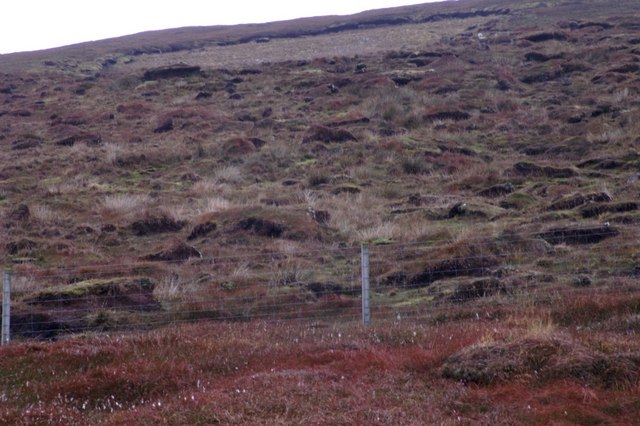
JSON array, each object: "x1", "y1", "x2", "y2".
[{"x1": 0, "y1": 1, "x2": 448, "y2": 54}]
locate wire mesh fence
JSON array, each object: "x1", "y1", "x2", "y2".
[
  {"x1": 4, "y1": 245, "x2": 363, "y2": 341},
  {"x1": 2, "y1": 224, "x2": 639, "y2": 342},
  {"x1": 365, "y1": 225, "x2": 640, "y2": 325}
]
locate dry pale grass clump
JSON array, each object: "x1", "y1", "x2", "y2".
[
  {"x1": 190, "y1": 178, "x2": 228, "y2": 195},
  {"x1": 153, "y1": 273, "x2": 193, "y2": 303},
  {"x1": 10, "y1": 274, "x2": 40, "y2": 296},
  {"x1": 244, "y1": 139, "x2": 293, "y2": 166},
  {"x1": 586, "y1": 128, "x2": 626, "y2": 145},
  {"x1": 158, "y1": 204, "x2": 196, "y2": 223},
  {"x1": 360, "y1": 85, "x2": 427, "y2": 128},
  {"x1": 199, "y1": 196, "x2": 232, "y2": 213},
  {"x1": 102, "y1": 197, "x2": 192, "y2": 226},
  {"x1": 44, "y1": 177, "x2": 92, "y2": 195},
  {"x1": 398, "y1": 221, "x2": 446, "y2": 243},
  {"x1": 102, "y1": 194, "x2": 151, "y2": 214},
  {"x1": 503, "y1": 312, "x2": 559, "y2": 341},
  {"x1": 357, "y1": 222, "x2": 398, "y2": 242},
  {"x1": 189, "y1": 193, "x2": 257, "y2": 216},
  {"x1": 318, "y1": 192, "x2": 387, "y2": 242},
  {"x1": 67, "y1": 142, "x2": 94, "y2": 160},
  {"x1": 29, "y1": 204, "x2": 69, "y2": 225},
  {"x1": 213, "y1": 165, "x2": 244, "y2": 184},
  {"x1": 356, "y1": 217, "x2": 452, "y2": 244},
  {"x1": 271, "y1": 239, "x2": 306, "y2": 256},
  {"x1": 611, "y1": 87, "x2": 630, "y2": 105},
  {"x1": 230, "y1": 262, "x2": 254, "y2": 281},
  {"x1": 103, "y1": 142, "x2": 125, "y2": 165}
]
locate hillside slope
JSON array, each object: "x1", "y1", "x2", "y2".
[
  {"x1": 0, "y1": 0, "x2": 638, "y2": 270},
  {"x1": 1, "y1": 0, "x2": 640, "y2": 423}
]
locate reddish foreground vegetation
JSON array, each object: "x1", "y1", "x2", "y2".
[{"x1": 2, "y1": 291, "x2": 640, "y2": 425}]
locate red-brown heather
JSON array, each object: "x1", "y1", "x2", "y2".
[{"x1": 1, "y1": 0, "x2": 640, "y2": 423}]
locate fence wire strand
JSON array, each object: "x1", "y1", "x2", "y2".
[{"x1": 3, "y1": 230, "x2": 639, "y2": 342}]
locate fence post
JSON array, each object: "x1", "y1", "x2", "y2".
[
  {"x1": 361, "y1": 244, "x2": 371, "y2": 326},
  {"x1": 2, "y1": 269, "x2": 10, "y2": 346}
]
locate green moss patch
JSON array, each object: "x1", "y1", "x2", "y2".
[{"x1": 25, "y1": 277, "x2": 156, "y2": 306}]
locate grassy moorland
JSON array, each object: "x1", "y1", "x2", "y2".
[{"x1": 1, "y1": 0, "x2": 640, "y2": 423}]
